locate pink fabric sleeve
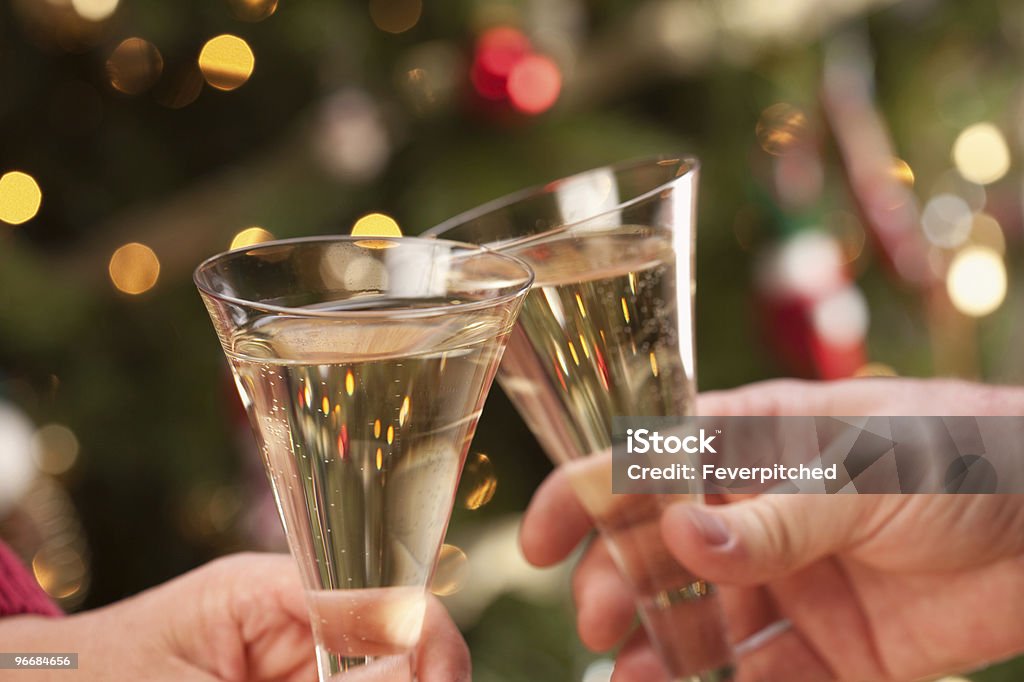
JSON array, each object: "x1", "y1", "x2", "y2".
[{"x1": 0, "y1": 541, "x2": 63, "y2": 618}]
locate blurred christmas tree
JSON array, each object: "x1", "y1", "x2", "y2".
[{"x1": 1, "y1": 0, "x2": 1022, "y2": 679}]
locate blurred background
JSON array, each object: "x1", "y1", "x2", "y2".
[{"x1": 0, "y1": 0, "x2": 1021, "y2": 680}]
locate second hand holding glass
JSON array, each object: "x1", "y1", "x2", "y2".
[{"x1": 426, "y1": 156, "x2": 735, "y2": 681}]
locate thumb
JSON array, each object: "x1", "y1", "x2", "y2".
[{"x1": 660, "y1": 496, "x2": 871, "y2": 585}]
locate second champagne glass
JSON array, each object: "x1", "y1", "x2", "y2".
[
  {"x1": 425, "y1": 156, "x2": 734, "y2": 681},
  {"x1": 195, "y1": 236, "x2": 533, "y2": 681}
]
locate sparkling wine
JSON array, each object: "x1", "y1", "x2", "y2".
[
  {"x1": 501, "y1": 225, "x2": 693, "y2": 461},
  {"x1": 501, "y1": 226, "x2": 733, "y2": 679},
  {"x1": 228, "y1": 313, "x2": 512, "y2": 672}
]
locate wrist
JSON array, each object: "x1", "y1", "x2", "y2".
[{"x1": 0, "y1": 614, "x2": 93, "y2": 681}]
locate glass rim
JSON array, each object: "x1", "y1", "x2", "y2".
[
  {"x1": 422, "y1": 153, "x2": 699, "y2": 248},
  {"x1": 193, "y1": 235, "x2": 535, "y2": 320}
]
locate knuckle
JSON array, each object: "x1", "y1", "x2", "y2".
[{"x1": 748, "y1": 500, "x2": 798, "y2": 566}]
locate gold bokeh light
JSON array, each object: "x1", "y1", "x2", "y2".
[
  {"x1": 155, "y1": 65, "x2": 205, "y2": 109},
  {"x1": 756, "y1": 103, "x2": 808, "y2": 156},
  {"x1": 199, "y1": 35, "x2": 255, "y2": 91},
  {"x1": 853, "y1": 363, "x2": 898, "y2": 377},
  {"x1": 230, "y1": 226, "x2": 274, "y2": 249},
  {"x1": 72, "y1": 0, "x2": 119, "y2": 22},
  {"x1": 106, "y1": 38, "x2": 164, "y2": 95},
  {"x1": 33, "y1": 424, "x2": 81, "y2": 475},
  {"x1": 946, "y1": 246, "x2": 1006, "y2": 317},
  {"x1": 0, "y1": 171, "x2": 42, "y2": 225},
  {"x1": 890, "y1": 157, "x2": 914, "y2": 187},
  {"x1": 33, "y1": 547, "x2": 87, "y2": 600},
  {"x1": 952, "y1": 123, "x2": 1010, "y2": 185},
  {"x1": 369, "y1": 0, "x2": 422, "y2": 34},
  {"x1": 109, "y1": 242, "x2": 161, "y2": 295},
  {"x1": 352, "y1": 212, "x2": 402, "y2": 237},
  {"x1": 227, "y1": 0, "x2": 278, "y2": 22},
  {"x1": 462, "y1": 452, "x2": 497, "y2": 510},
  {"x1": 968, "y1": 213, "x2": 1005, "y2": 255},
  {"x1": 430, "y1": 544, "x2": 468, "y2": 596},
  {"x1": 352, "y1": 212, "x2": 402, "y2": 248}
]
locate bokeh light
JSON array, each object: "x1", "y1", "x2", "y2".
[
  {"x1": 812, "y1": 287, "x2": 869, "y2": 347},
  {"x1": 931, "y1": 168, "x2": 986, "y2": 213},
  {"x1": 106, "y1": 38, "x2": 164, "y2": 95},
  {"x1": 71, "y1": 0, "x2": 119, "y2": 22},
  {"x1": 967, "y1": 213, "x2": 1005, "y2": 255},
  {"x1": 33, "y1": 546, "x2": 88, "y2": 600},
  {"x1": 230, "y1": 226, "x2": 275, "y2": 249},
  {"x1": 853, "y1": 362, "x2": 898, "y2": 377},
  {"x1": 154, "y1": 65, "x2": 205, "y2": 109},
  {"x1": 462, "y1": 452, "x2": 497, "y2": 510},
  {"x1": 352, "y1": 212, "x2": 402, "y2": 237},
  {"x1": 227, "y1": 0, "x2": 278, "y2": 22},
  {"x1": 431, "y1": 543, "x2": 469, "y2": 596},
  {"x1": 825, "y1": 210, "x2": 866, "y2": 264},
  {"x1": 508, "y1": 54, "x2": 562, "y2": 115},
  {"x1": 108, "y1": 242, "x2": 161, "y2": 295},
  {"x1": 946, "y1": 246, "x2": 1006, "y2": 317},
  {"x1": 33, "y1": 424, "x2": 80, "y2": 475},
  {"x1": 759, "y1": 232, "x2": 845, "y2": 299},
  {"x1": 890, "y1": 157, "x2": 914, "y2": 186},
  {"x1": 471, "y1": 26, "x2": 531, "y2": 100},
  {"x1": 0, "y1": 171, "x2": 43, "y2": 225},
  {"x1": 369, "y1": 0, "x2": 422, "y2": 34},
  {"x1": 199, "y1": 35, "x2": 255, "y2": 91},
  {"x1": 756, "y1": 103, "x2": 808, "y2": 156},
  {"x1": 921, "y1": 194, "x2": 972, "y2": 248},
  {"x1": 582, "y1": 660, "x2": 616, "y2": 682},
  {"x1": 316, "y1": 90, "x2": 391, "y2": 182},
  {"x1": 396, "y1": 42, "x2": 464, "y2": 116},
  {"x1": 952, "y1": 123, "x2": 1010, "y2": 185}
]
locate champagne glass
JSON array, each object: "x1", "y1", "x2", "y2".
[
  {"x1": 195, "y1": 236, "x2": 533, "y2": 681},
  {"x1": 425, "y1": 156, "x2": 734, "y2": 681}
]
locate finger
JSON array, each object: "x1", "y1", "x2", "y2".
[
  {"x1": 520, "y1": 466, "x2": 594, "y2": 566},
  {"x1": 572, "y1": 540, "x2": 636, "y2": 651},
  {"x1": 416, "y1": 597, "x2": 471, "y2": 682},
  {"x1": 697, "y1": 378, "x2": 878, "y2": 417},
  {"x1": 661, "y1": 496, "x2": 870, "y2": 585},
  {"x1": 232, "y1": 555, "x2": 319, "y2": 682},
  {"x1": 610, "y1": 629, "x2": 669, "y2": 682},
  {"x1": 316, "y1": 597, "x2": 468, "y2": 682},
  {"x1": 716, "y1": 584, "x2": 779, "y2": 647},
  {"x1": 696, "y1": 377, "x2": 1020, "y2": 418},
  {"x1": 733, "y1": 621, "x2": 833, "y2": 682},
  {"x1": 258, "y1": 554, "x2": 311, "y2": 623}
]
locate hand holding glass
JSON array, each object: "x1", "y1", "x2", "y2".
[{"x1": 196, "y1": 237, "x2": 532, "y2": 681}]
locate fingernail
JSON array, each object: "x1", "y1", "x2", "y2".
[{"x1": 684, "y1": 507, "x2": 732, "y2": 547}]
